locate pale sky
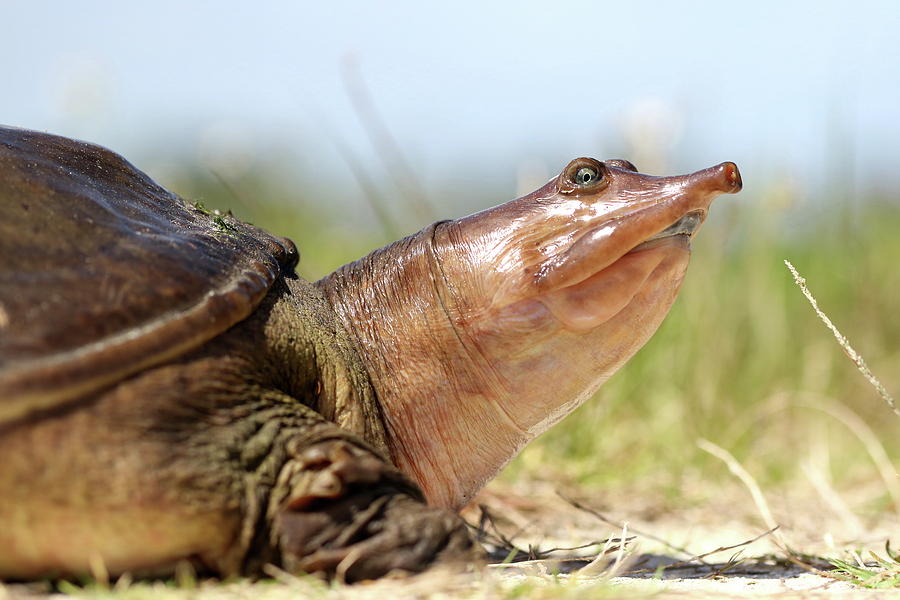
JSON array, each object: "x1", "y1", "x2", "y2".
[{"x1": 4, "y1": 0, "x2": 899, "y2": 207}]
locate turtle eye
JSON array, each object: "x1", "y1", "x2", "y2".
[
  {"x1": 560, "y1": 158, "x2": 607, "y2": 193},
  {"x1": 575, "y1": 166, "x2": 599, "y2": 186}
]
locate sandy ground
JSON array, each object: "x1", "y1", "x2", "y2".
[
  {"x1": 1, "y1": 479, "x2": 898, "y2": 599},
  {"x1": 469, "y1": 478, "x2": 900, "y2": 598}
]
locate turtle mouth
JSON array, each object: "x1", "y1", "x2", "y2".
[
  {"x1": 629, "y1": 210, "x2": 705, "y2": 252},
  {"x1": 648, "y1": 210, "x2": 705, "y2": 240}
]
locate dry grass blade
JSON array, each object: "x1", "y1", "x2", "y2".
[
  {"x1": 784, "y1": 259, "x2": 899, "y2": 418},
  {"x1": 802, "y1": 459, "x2": 865, "y2": 534},
  {"x1": 624, "y1": 526, "x2": 779, "y2": 576},
  {"x1": 578, "y1": 521, "x2": 632, "y2": 577},
  {"x1": 329, "y1": 134, "x2": 400, "y2": 240},
  {"x1": 298, "y1": 103, "x2": 399, "y2": 240},
  {"x1": 798, "y1": 397, "x2": 900, "y2": 515},
  {"x1": 558, "y1": 492, "x2": 703, "y2": 562},
  {"x1": 473, "y1": 504, "x2": 543, "y2": 563},
  {"x1": 537, "y1": 539, "x2": 634, "y2": 556},
  {"x1": 696, "y1": 439, "x2": 785, "y2": 547},
  {"x1": 705, "y1": 553, "x2": 747, "y2": 579},
  {"x1": 474, "y1": 504, "x2": 630, "y2": 564},
  {"x1": 341, "y1": 56, "x2": 435, "y2": 224},
  {"x1": 210, "y1": 170, "x2": 254, "y2": 209},
  {"x1": 88, "y1": 552, "x2": 110, "y2": 589}
]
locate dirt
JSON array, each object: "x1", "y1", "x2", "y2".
[
  {"x1": 1, "y1": 479, "x2": 897, "y2": 599},
  {"x1": 467, "y1": 478, "x2": 900, "y2": 598}
]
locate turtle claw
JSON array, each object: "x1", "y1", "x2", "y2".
[
  {"x1": 280, "y1": 494, "x2": 474, "y2": 582},
  {"x1": 272, "y1": 439, "x2": 475, "y2": 582}
]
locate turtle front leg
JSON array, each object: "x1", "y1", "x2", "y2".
[
  {"x1": 0, "y1": 348, "x2": 474, "y2": 581},
  {"x1": 262, "y1": 433, "x2": 476, "y2": 582}
]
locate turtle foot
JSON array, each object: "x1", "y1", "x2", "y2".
[{"x1": 271, "y1": 439, "x2": 476, "y2": 582}]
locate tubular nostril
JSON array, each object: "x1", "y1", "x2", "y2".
[{"x1": 720, "y1": 161, "x2": 742, "y2": 193}]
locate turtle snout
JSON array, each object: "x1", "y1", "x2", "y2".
[
  {"x1": 687, "y1": 161, "x2": 743, "y2": 196},
  {"x1": 714, "y1": 161, "x2": 742, "y2": 193},
  {"x1": 720, "y1": 162, "x2": 742, "y2": 193}
]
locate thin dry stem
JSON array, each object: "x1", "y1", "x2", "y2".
[
  {"x1": 575, "y1": 521, "x2": 638, "y2": 580},
  {"x1": 558, "y1": 492, "x2": 702, "y2": 562},
  {"x1": 624, "y1": 526, "x2": 779, "y2": 576},
  {"x1": 607, "y1": 521, "x2": 632, "y2": 578},
  {"x1": 299, "y1": 104, "x2": 399, "y2": 240},
  {"x1": 802, "y1": 457, "x2": 865, "y2": 535},
  {"x1": 210, "y1": 170, "x2": 256, "y2": 208},
  {"x1": 798, "y1": 397, "x2": 900, "y2": 515},
  {"x1": 784, "y1": 259, "x2": 899, "y2": 418},
  {"x1": 341, "y1": 56, "x2": 434, "y2": 224},
  {"x1": 330, "y1": 133, "x2": 401, "y2": 240},
  {"x1": 697, "y1": 439, "x2": 786, "y2": 547},
  {"x1": 88, "y1": 552, "x2": 110, "y2": 589}
]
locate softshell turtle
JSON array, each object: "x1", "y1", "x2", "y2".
[{"x1": 0, "y1": 126, "x2": 741, "y2": 581}]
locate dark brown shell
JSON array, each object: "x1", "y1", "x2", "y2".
[{"x1": 0, "y1": 126, "x2": 298, "y2": 423}]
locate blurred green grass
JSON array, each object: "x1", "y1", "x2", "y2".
[
  {"x1": 523, "y1": 197, "x2": 900, "y2": 497},
  {"x1": 172, "y1": 167, "x2": 899, "y2": 503}
]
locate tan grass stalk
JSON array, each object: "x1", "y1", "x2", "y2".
[
  {"x1": 697, "y1": 439, "x2": 786, "y2": 546},
  {"x1": 799, "y1": 397, "x2": 900, "y2": 516},
  {"x1": 607, "y1": 521, "x2": 631, "y2": 578},
  {"x1": 784, "y1": 260, "x2": 899, "y2": 418},
  {"x1": 802, "y1": 455, "x2": 865, "y2": 535},
  {"x1": 88, "y1": 552, "x2": 110, "y2": 589},
  {"x1": 587, "y1": 521, "x2": 631, "y2": 578},
  {"x1": 342, "y1": 56, "x2": 434, "y2": 224},
  {"x1": 559, "y1": 493, "x2": 700, "y2": 561},
  {"x1": 624, "y1": 526, "x2": 779, "y2": 576},
  {"x1": 726, "y1": 390, "x2": 900, "y2": 514},
  {"x1": 113, "y1": 572, "x2": 133, "y2": 593}
]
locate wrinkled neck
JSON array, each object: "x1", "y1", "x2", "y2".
[
  {"x1": 316, "y1": 224, "x2": 528, "y2": 509},
  {"x1": 270, "y1": 276, "x2": 390, "y2": 454}
]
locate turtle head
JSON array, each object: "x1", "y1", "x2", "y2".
[
  {"x1": 431, "y1": 157, "x2": 741, "y2": 436},
  {"x1": 320, "y1": 158, "x2": 741, "y2": 508}
]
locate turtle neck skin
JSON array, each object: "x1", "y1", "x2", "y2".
[{"x1": 320, "y1": 159, "x2": 742, "y2": 509}]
